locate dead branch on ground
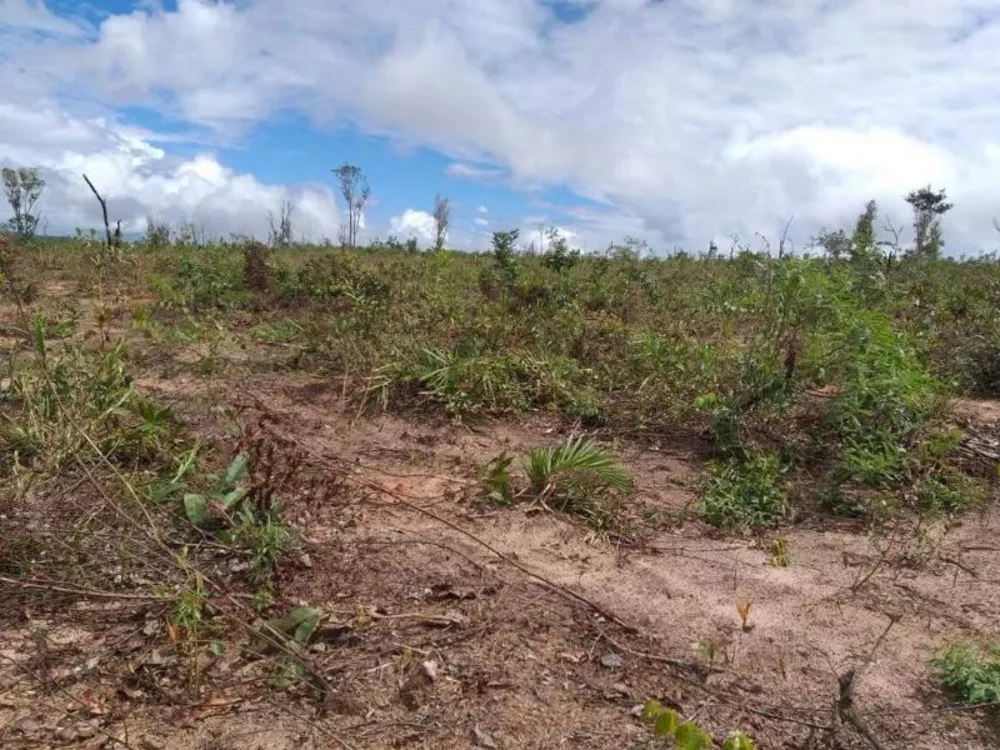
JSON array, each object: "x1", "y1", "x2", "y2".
[{"x1": 837, "y1": 614, "x2": 901, "y2": 750}]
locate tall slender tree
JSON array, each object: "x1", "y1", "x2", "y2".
[
  {"x1": 2, "y1": 166, "x2": 45, "y2": 239},
  {"x1": 332, "y1": 164, "x2": 370, "y2": 248},
  {"x1": 433, "y1": 194, "x2": 451, "y2": 251},
  {"x1": 905, "y1": 185, "x2": 952, "y2": 259}
]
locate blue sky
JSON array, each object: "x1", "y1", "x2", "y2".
[{"x1": 2, "y1": 0, "x2": 1000, "y2": 252}]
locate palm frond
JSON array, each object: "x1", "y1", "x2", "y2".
[{"x1": 525, "y1": 436, "x2": 634, "y2": 494}]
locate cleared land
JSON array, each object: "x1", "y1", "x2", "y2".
[{"x1": 2, "y1": 234, "x2": 1000, "y2": 749}]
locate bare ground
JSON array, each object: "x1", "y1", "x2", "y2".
[{"x1": 3, "y1": 353, "x2": 1000, "y2": 749}]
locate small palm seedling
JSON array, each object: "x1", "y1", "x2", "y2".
[
  {"x1": 477, "y1": 452, "x2": 515, "y2": 506},
  {"x1": 525, "y1": 436, "x2": 634, "y2": 510},
  {"x1": 475, "y1": 437, "x2": 634, "y2": 533}
]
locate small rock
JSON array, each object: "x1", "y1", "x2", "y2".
[
  {"x1": 612, "y1": 682, "x2": 630, "y2": 696},
  {"x1": 299, "y1": 553, "x2": 313, "y2": 569},
  {"x1": 55, "y1": 725, "x2": 77, "y2": 742},
  {"x1": 76, "y1": 722, "x2": 98, "y2": 739},
  {"x1": 473, "y1": 725, "x2": 499, "y2": 748},
  {"x1": 14, "y1": 717, "x2": 41, "y2": 735},
  {"x1": 600, "y1": 651, "x2": 623, "y2": 669}
]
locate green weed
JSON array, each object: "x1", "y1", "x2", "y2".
[
  {"x1": 641, "y1": 699, "x2": 756, "y2": 749},
  {"x1": 934, "y1": 641, "x2": 1000, "y2": 704},
  {"x1": 696, "y1": 453, "x2": 789, "y2": 531}
]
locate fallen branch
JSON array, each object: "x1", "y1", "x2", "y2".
[
  {"x1": 837, "y1": 615, "x2": 900, "y2": 750},
  {"x1": 0, "y1": 575, "x2": 171, "y2": 602},
  {"x1": 371, "y1": 477, "x2": 639, "y2": 632}
]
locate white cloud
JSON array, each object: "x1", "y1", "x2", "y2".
[
  {"x1": 446, "y1": 163, "x2": 508, "y2": 182},
  {"x1": 520, "y1": 225, "x2": 578, "y2": 251},
  {"x1": 0, "y1": 100, "x2": 340, "y2": 241},
  {"x1": 477, "y1": 205, "x2": 488, "y2": 213},
  {"x1": 0, "y1": 0, "x2": 85, "y2": 37},
  {"x1": 474, "y1": 217, "x2": 490, "y2": 227},
  {"x1": 6, "y1": 0, "x2": 1000, "y2": 251},
  {"x1": 389, "y1": 208, "x2": 436, "y2": 245}
]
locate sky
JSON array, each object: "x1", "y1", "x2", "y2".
[{"x1": 1, "y1": 0, "x2": 1000, "y2": 254}]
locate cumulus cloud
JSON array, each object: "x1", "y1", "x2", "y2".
[
  {"x1": 5, "y1": 0, "x2": 1000, "y2": 251},
  {"x1": 0, "y1": 100, "x2": 340, "y2": 241},
  {"x1": 389, "y1": 208, "x2": 436, "y2": 245},
  {"x1": 519, "y1": 224, "x2": 578, "y2": 252}
]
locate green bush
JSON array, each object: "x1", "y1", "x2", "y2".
[
  {"x1": 696, "y1": 453, "x2": 789, "y2": 530},
  {"x1": 935, "y1": 641, "x2": 1000, "y2": 704}
]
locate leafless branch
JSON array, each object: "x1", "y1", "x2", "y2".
[{"x1": 82, "y1": 173, "x2": 113, "y2": 249}]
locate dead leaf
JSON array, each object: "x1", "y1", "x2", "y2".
[
  {"x1": 166, "y1": 621, "x2": 181, "y2": 647},
  {"x1": 79, "y1": 689, "x2": 107, "y2": 716},
  {"x1": 184, "y1": 695, "x2": 242, "y2": 724},
  {"x1": 473, "y1": 725, "x2": 499, "y2": 748},
  {"x1": 429, "y1": 583, "x2": 478, "y2": 601},
  {"x1": 14, "y1": 716, "x2": 41, "y2": 735},
  {"x1": 736, "y1": 599, "x2": 752, "y2": 630},
  {"x1": 421, "y1": 660, "x2": 438, "y2": 682}
]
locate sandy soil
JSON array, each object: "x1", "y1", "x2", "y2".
[{"x1": 3, "y1": 359, "x2": 1000, "y2": 749}]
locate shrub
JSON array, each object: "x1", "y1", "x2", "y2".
[
  {"x1": 696, "y1": 453, "x2": 789, "y2": 530},
  {"x1": 934, "y1": 641, "x2": 1000, "y2": 704},
  {"x1": 282, "y1": 253, "x2": 390, "y2": 309},
  {"x1": 243, "y1": 241, "x2": 272, "y2": 292},
  {"x1": 821, "y1": 309, "x2": 941, "y2": 489},
  {"x1": 171, "y1": 248, "x2": 243, "y2": 310}
]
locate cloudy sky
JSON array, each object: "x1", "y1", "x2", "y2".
[{"x1": 1, "y1": 0, "x2": 999, "y2": 253}]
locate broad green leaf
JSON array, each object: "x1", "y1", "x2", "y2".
[
  {"x1": 224, "y1": 453, "x2": 250, "y2": 485},
  {"x1": 221, "y1": 486, "x2": 249, "y2": 510},
  {"x1": 183, "y1": 493, "x2": 207, "y2": 525},
  {"x1": 210, "y1": 640, "x2": 226, "y2": 656},
  {"x1": 675, "y1": 722, "x2": 709, "y2": 750},
  {"x1": 653, "y1": 708, "x2": 679, "y2": 738},
  {"x1": 723, "y1": 732, "x2": 757, "y2": 750},
  {"x1": 148, "y1": 479, "x2": 180, "y2": 504},
  {"x1": 265, "y1": 606, "x2": 322, "y2": 645},
  {"x1": 290, "y1": 606, "x2": 322, "y2": 646}
]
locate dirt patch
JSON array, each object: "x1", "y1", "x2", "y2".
[{"x1": 4, "y1": 371, "x2": 1000, "y2": 749}]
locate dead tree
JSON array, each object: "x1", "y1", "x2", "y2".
[{"x1": 82, "y1": 174, "x2": 115, "y2": 249}]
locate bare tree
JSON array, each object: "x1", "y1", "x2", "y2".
[
  {"x1": 268, "y1": 199, "x2": 294, "y2": 247},
  {"x1": 82, "y1": 173, "x2": 116, "y2": 249},
  {"x1": 880, "y1": 214, "x2": 905, "y2": 271},
  {"x1": 145, "y1": 216, "x2": 172, "y2": 248},
  {"x1": 3, "y1": 166, "x2": 45, "y2": 239},
  {"x1": 332, "y1": 163, "x2": 369, "y2": 248},
  {"x1": 432, "y1": 194, "x2": 451, "y2": 251}
]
